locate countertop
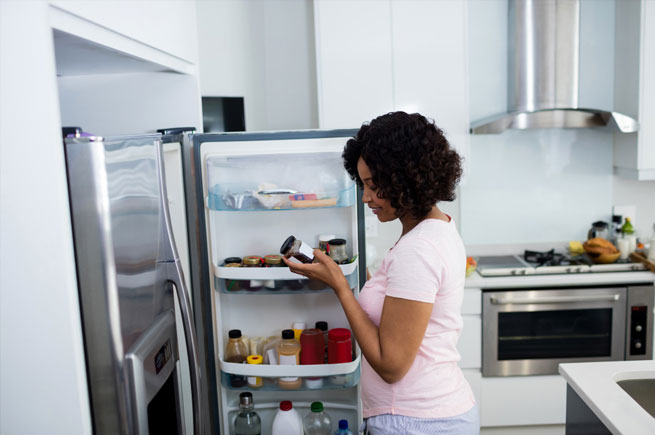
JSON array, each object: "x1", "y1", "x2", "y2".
[
  {"x1": 465, "y1": 270, "x2": 655, "y2": 289},
  {"x1": 559, "y1": 360, "x2": 655, "y2": 435}
]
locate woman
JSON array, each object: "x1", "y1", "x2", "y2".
[{"x1": 284, "y1": 112, "x2": 478, "y2": 434}]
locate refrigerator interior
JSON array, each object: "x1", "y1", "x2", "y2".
[{"x1": 199, "y1": 135, "x2": 363, "y2": 434}]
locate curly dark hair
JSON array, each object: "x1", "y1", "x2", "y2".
[{"x1": 343, "y1": 111, "x2": 462, "y2": 219}]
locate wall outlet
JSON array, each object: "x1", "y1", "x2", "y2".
[{"x1": 365, "y1": 215, "x2": 378, "y2": 237}]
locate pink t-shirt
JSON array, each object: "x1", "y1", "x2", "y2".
[{"x1": 358, "y1": 217, "x2": 475, "y2": 419}]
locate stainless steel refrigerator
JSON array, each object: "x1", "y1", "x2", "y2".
[{"x1": 64, "y1": 134, "x2": 202, "y2": 434}]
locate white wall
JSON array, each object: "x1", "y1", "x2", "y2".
[
  {"x1": 463, "y1": 0, "x2": 655, "y2": 245},
  {"x1": 196, "y1": 0, "x2": 318, "y2": 132},
  {"x1": 0, "y1": 2, "x2": 92, "y2": 434}
]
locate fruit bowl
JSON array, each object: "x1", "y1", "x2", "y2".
[{"x1": 586, "y1": 251, "x2": 621, "y2": 264}]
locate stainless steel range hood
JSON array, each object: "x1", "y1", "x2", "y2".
[{"x1": 470, "y1": 0, "x2": 639, "y2": 135}]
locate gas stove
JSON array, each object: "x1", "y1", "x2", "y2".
[{"x1": 476, "y1": 249, "x2": 646, "y2": 277}]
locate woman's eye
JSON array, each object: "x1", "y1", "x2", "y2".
[{"x1": 369, "y1": 185, "x2": 377, "y2": 191}]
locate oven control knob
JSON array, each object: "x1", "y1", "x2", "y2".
[
  {"x1": 635, "y1": 325, "x2": 643, "y2": 333},
  {"x1": 634, "y1": 340, "x2": 643, "y2": 350}
]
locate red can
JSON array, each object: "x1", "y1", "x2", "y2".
[
  {"x1": 300, "y1": 329, "x2": 324, "y2": 365},
  {"x1": 328, "y1": 328, "x2": 352, "y2": 364}
]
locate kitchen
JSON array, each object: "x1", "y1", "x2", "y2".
[{"x1": 1, "y1": 1, "x2": 654, "y2": 435}]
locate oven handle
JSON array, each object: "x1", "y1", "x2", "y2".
[{"x1": 489, "y1": 294, "x2": 621, "y2": 305}]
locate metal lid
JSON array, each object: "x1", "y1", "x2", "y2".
[
  {"x1": 280, "y1": 235, "x2": 296, "y2": 255},
  {"x1": 592, "y1": 221, "x2": 609, "y2": 229},
  {"x1": 224, "y1": 257, "x2": 242, "y2": 264},
  {"x1": 242, "y1": 256, "x2": 262, "y2": 266},
  {"x1": 328, "y1": 238, "x2": 346, "y2": 246},
  {"x1": 239, "y1": 392, "x2": 253, "y2": 407},
  {"x1": 264, "y1": 254, "x2": 282, "y2": 265}
]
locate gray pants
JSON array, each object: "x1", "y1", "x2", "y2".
[{"x1": 364, "y1": 405, "x2": 480, "y2": 435}]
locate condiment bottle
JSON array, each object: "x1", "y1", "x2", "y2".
[
  {"x1": 327, "y1": 239, "x2": 348, "y2": 264},
  {"x1": 292, "y1": 321, "x2": 306, "y2": 341},
  {"x1": 281, "y1": 235, "x2": 315, "y2": 263},
  {"x1": 225, "y1": 329, "x2": 248, "y2": 387},
  {"x1": 246, "y1": 355, "x2": 263, "y2": 388},
  {"x1": 242, "y1": 256, "x2": 264, "y2": 291},
  {"x1": 276, "y1": 329, "x2": 302, "y2": 390},
  {"x1": 300, "y1": 329, "x2": 325, "y2": 365},
  {"x1": 327, "y1": 328, "x2": 352, "y2": 364}
]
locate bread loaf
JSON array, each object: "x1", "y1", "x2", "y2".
[{"x1": 583, "y1": 238, "x2": 618, "y2": 255}]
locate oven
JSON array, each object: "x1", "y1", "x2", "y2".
[{"x1": 482, "y1": 284, "x2": 654, "y2": 376}]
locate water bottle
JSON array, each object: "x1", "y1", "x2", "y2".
[
  {"x1": 335, "y1": 419, "x2": 353, "y2": 435},
  {"x1": 303, "y1": 401, "x2": 332, "y2": 435},
  {"x1": 234, "y1": 392, "x2": 261, "y2": 435}
]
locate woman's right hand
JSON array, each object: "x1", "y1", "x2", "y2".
[{"x1": 282, "y1": 249, "x2": 349, "y2": 294}]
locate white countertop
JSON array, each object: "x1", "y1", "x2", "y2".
[
  {"x1": 465, "y1": 270, "x2": 655, "y2": 289},
  {"x1": 559, "y1": 360, "x2": 655, "y2": 435}
]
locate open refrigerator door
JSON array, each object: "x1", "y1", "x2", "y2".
[{"x1": 193, "y1": 130, "x2": 365, "y2": 434}]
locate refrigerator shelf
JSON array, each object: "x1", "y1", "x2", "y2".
[
  {"x1": 220, "y1": 370, "x2": 360, "y2": 392},
  {"x1": 213, "y1": 262, "x2": 357, "y2": 280},
  {"x1": 219, "y1": 354, "x2": 360, "y2": 377},
  {"x1": 206, "y1": 184, "x2": 356, "y2": 211},
  {"x1": 213, "y1": 262, "x2": 357, "y2": 293}
]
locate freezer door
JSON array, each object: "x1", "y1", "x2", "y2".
[{"x1": 65, "y1": 134, "x2": 200, "y2": 434}]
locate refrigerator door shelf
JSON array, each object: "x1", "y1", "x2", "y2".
[
  {"x1": 220, "y1": 353, "x2": 360, "y2": 377},
  {"x1": 213, "y1": 262, "x2": 357, "y2": 280},
  {"x1": 219, "y1": 368, "x2": 360, "y2": 391},
  {"x1": 206, "y1": 184, "x2": 356, "y2": 211},
  {"x1": 213, "y1": 263, "x2": 358, "y2": 294}
]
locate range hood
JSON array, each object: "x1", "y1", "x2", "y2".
[{"x1": 470, "y1": 0, "x2": 639, "y2": 135}]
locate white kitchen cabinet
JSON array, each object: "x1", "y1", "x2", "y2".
[
  {"x1": 50, "y1": 0, "x2": 198, "y2": 67},
  {"x1": 614, "y1": 0, "x2": 655, "y2": 180},
  {"x1": 459, "y1": 288, "x2": 482, "y2": 369},
  {"x1": 314, "y1": 0, "x2": 470, "y2": 160},
  {"x1": 313, "y1": 0, "x2": 394, "y2": 129},
  {"x1": 480, "y1": 375, "x2": 567, "y2": 427}
]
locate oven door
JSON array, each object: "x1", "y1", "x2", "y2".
[{"x1": 482, "y1": 287, "x2": 627, "y2": 376}]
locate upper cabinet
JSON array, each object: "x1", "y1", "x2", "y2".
[
  {"x1": 50, "y1": 0, "x2": 199, "y2": 73},
  {"x1": 313, "y1": 0, "x2": 470, "y2": 160},
  {"x1": 614, "y1": 0, "x2": 655, "y2": 180}
]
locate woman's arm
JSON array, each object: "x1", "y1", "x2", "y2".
[{"x1": 283, "y1": 250, "x2": 432, "y2": 384}]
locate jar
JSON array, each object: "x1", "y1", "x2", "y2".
[
  {"x1": 328, "y1": 239, "x2": 348, "y2": 264},
  {"x1": 242, "y1": 255, "x2": 263, "y2": 291},
  {"x1": 327, "y1": 328, "x2": 352, "y2": 364},
  {"x1": 246, "y1": 355, "x2": 263, "y2": 388},
  {"x1": 300, "y1": 328, "x2": 325, "y2": 365},
  {"x1": 280, "y1": 235, "x2": 314, "y2": 263},
  {"x1": 223, "y1": 257, "x2": 242, "y2": 291},
  {"x1": 264, "y1": 254, "x2": 284, "y2": 290},
  {"x1": 318, "y1": 234, "x2": 336, "y2": 254}
]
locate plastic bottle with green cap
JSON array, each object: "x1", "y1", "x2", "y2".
[{"x1": 303, "y1": 402, "x2": 332, "y2": 435}]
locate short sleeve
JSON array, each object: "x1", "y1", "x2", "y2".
[{"x1": 385, "y1": 237, "x2": 444, "y2": 303}]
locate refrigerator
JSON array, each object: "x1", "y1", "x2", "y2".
[
  {"x1": 65, "y1": 128, "x2": 366, "y2": 434},
  {"x1": 64, "y1": 133, "x2": 202, "y2": 435}
]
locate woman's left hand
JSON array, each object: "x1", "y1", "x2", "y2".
[{"x1": 282, "y1": 249, "x2": 349, "y2": 293}]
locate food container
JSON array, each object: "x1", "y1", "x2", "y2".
[
  {"x1": 328, "y1": 239, "x2": 349, "y2": 264},
  {"x1": 242, "y1": 255, "x2": 263, "y2": 291},
  {"x1": 223, "y1": 257, "x2": 242, "y2": 291},
  {"x1": 328, "y1": 328, "x2": 352, "y2": 364},
  {"x1": 264, "y1": 254, "x2": 284, "y2": 290},
  {"x1": 280, "y1": 235, "x2": 314, "y2": 264}
]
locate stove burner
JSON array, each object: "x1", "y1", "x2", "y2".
[{"x1": 523, "y1": 249, "x2": 591, "y2": 267}]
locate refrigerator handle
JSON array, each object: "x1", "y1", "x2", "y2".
[{"x1": 168, "y1": 262, "x2": 203, "y2": 435}]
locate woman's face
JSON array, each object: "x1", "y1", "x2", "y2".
[{"x1": 357, "y1": 157, "x2": 397, "y2": 222}]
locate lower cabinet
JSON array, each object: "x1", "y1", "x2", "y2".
[{"x1": 480, "y1": 375, "x2": 567, "y2": 427}]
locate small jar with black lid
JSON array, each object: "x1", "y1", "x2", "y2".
[
  {"x1": 280, "y1": 235, "x2": 314, "y2": 264},
  {"x1": 328, "y1": 238, "x2": 349, "y2": 264}
]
